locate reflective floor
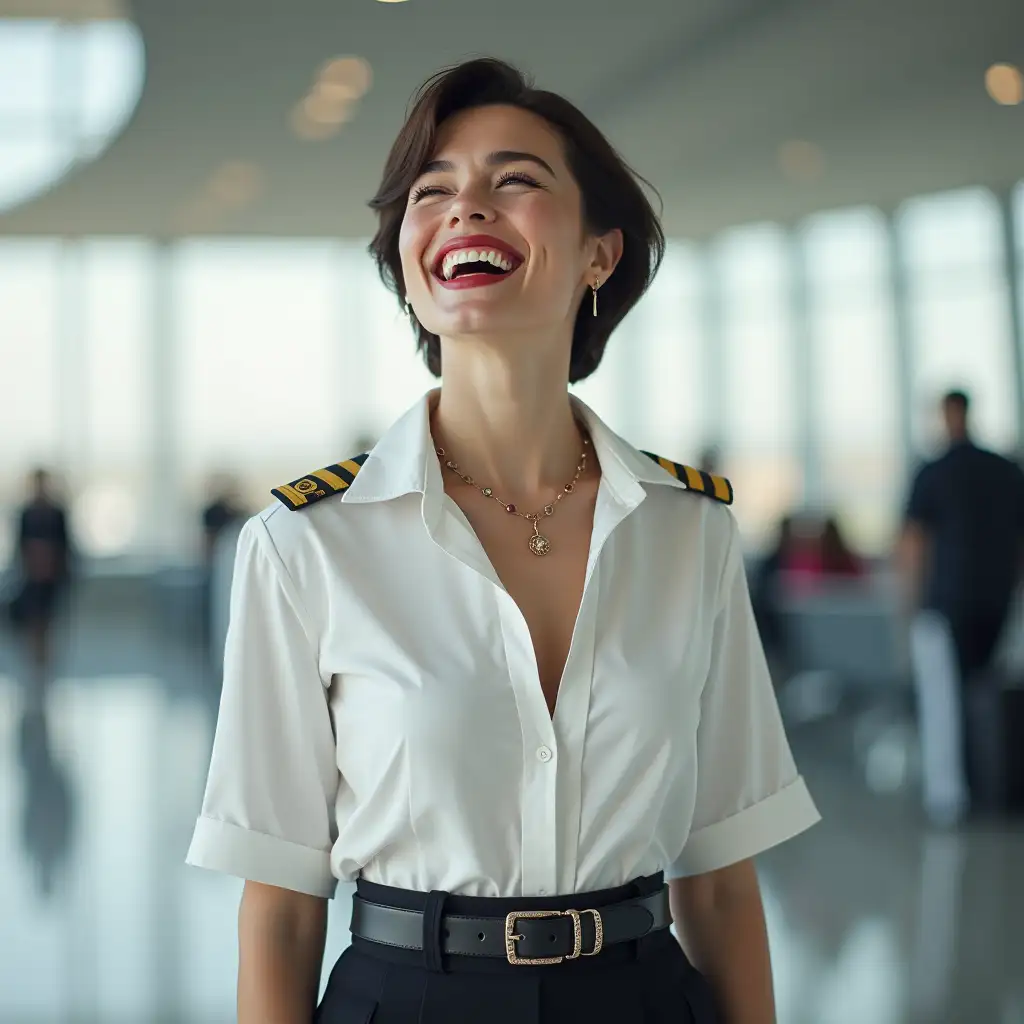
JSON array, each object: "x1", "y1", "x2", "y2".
[{"x1": 1, "y1": 601, "x2": 1023, "y2": 1023}]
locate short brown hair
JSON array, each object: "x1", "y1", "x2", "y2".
[{"x1": 367, "y1": 58, "x2": 665, "y2": 383}]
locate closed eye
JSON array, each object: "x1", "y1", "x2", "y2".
[
  {"x1": 409, "y1": 184, "x2": 448, "y2": 203},
  {"x1": 495, "y1": 170, "x2": 545, "y2": 189},
  {"x1": 409, "y1": 170, "x2": 547, "y2": 205}
]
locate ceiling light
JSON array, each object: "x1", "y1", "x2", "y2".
[
  {"x1": 375, "y1": 0, "x2": 411, "y2": 4},
  {"x1": 318, "y1": 55, "x2": 372, "y2": 99},
  {"x1": 302, "y1": 91, "x2": 354, "y2": 126},
  {"x1": 985, "y1": 63, "x2": 1023, "y2": 105},
  {"x1": 289, "y1": 103, "x2": 340, "y2": 142},
  {"x1": 777, "y1": 140, "x2": 825, "y2": 183}
]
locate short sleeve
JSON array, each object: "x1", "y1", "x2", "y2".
[
  {"x1": 185, "y1": 515, "x2": 340, "y2": 897},
  {"x1": 668, "y1": 518, "x2": 820, "y2": 878},
  {"x1": 905, "y1": 463, "x2": 936, "y2": 527}
]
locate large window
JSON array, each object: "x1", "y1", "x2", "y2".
[
  {"x1": 899, "y1": 188, "x2": 1017, "y2": 454},
  {"x1": 627, "y1": 242, "x2": 707, "y2": 460},
  {"x1": 802, "y1": 208, "x2": 901, "y2": 552},
  {"x1": 0, "y1": 240, "x2": 61, "y2": 563},
  {"x1": 173, "y1": 241, "x2": 347, "y2": 529},
  {"x1": 2, "y1": 178, "x2": 1024, "y2": 565},
  {"x1": 714, "y1": 225, "x2": 799, "y2": 544},
  {"x1": 76, "y1": 240, "x2": 155, "y2": 557},
  {"x1": 343, "y1": 242, "x2": 437, "y2": 439}
]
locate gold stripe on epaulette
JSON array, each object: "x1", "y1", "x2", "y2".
[
  {"x1": 336, "y1": 458, "x2": 366, "y2": 478},
  {"x1": 311, "y1": 468, "x2": 348, "y2": 491},
  {"x1": 275, "y1": 482, "x2": 312, "y2": 508},
  {"x1": 682, "y1": 464, "x2": 704, "y2": 492},
  {"x1": 656, "y1": 456, "x2": 680, "y2": 479},
  {"x1": 710, "y1": 474, "x2": 732, "y2": 502}
]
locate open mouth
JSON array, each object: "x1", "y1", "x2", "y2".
[
  {"x1": 441, "y1": 250, "x2": 515, "y2": 280},
  {"x1": 431, "y1": 240, "x2": 524, "y2": 284}
]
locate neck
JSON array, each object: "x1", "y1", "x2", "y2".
[{"x1": 430, "y1": 341, "x2": 586, "y2": 502}]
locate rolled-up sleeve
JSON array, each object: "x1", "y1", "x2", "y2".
[
  {"x1": 186, "y1": 514, "x2": 340, "y2": 897},
  {"x1": 668, "y1": 518, "x2": 820, "y2": 878}
]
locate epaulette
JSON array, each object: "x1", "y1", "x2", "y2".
[
  {"x1": 640, "y1": 451, "x2": 734, "y2": 505},
  {"x1": 272, "y1": 453, "x2": 370, "y2": 511}
]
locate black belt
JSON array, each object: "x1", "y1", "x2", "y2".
[{"x1": 350, "y1": 886, "x2": 672, "y2": 965}]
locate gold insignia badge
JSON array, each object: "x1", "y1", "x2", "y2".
[{"x1": 295, "y1": 479, "x2": 318, "y2": 494}]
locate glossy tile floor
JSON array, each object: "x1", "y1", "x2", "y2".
[{"x1": 1, "y1": 603, "x2": 1022, "y2": 1024}]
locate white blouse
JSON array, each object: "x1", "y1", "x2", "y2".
[{"x1": 186, "y1": 392, "x2": 819, "y2": 899}]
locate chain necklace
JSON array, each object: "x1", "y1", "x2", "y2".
[{"x1": 435, "y1": 435, "x2": 590, "y2": 557}]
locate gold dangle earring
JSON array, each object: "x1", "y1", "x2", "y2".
[{"x1": 592, "y1": 280, "x2": 600, "y2": 318}]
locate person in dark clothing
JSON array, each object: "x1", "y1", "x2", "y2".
[
  {"x1": 200, "y1": 474, "x2": 247, "y2": 659},
  {"x1": 819, "y1": 516, "x2": 865, "y2": 578},
  {"x1": 8, "y1": 469, "x2": 73, "y2": 691},
  {"x1": 751, "y1": 514, "x2": 796, "y2": 673},
  {"x1": 899, "y1": 389, "x2": 1024, "y2": 824}
]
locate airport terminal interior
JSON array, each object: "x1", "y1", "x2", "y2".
[{"x1": 2, "y1": 0, "x2": 1024, "y2": 1020}]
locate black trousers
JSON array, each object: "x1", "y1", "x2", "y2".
[
  {"x1": 316, "y1": 874, "x2": 719, "y2": 1024},
  {"x1": 944, "y1": 606, "x2": 1010, "y2": 682}
]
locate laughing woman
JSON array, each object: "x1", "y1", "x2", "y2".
[{"x1": 187, "y1": 58, "x2": 819, "y2": 1024}]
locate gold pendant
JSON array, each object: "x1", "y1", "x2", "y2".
[{"x1": 528, "y1": 533, "x2": 552, "y2": 556}]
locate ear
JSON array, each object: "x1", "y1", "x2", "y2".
[{"x1": 589, "y1": 228, "x2": 623, "y2": 283}]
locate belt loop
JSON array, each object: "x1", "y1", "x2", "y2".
[
  {"x1": 422, "y1": 889, "x2": 448, "y2": 974},
  {"x1": 632, "y1": 872, "x2": 663, "y2": 961}
]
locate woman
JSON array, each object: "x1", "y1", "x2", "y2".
[{"x1": 187, "y1": 58, "x2": 820, "y2": 1023}]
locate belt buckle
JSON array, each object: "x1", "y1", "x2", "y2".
[{"x1": 504, "y1": 908, "x2": 604, "y2": 965}]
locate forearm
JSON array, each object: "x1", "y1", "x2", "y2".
[
  {"x1": 895, "y1": 523, "x2": 927, "y2": 616},
  {"x1": 238, "y1": 881, "x2": 328, "y2": 1024},
  {"x1": 670, "y1": 863, "x2": 775, "y2": 1024}
]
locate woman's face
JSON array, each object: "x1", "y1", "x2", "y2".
[{"x1": 399, "y1": 104, "x2": 620, "y2": 348}]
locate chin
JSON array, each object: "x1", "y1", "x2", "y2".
[{"x1": 432, "y1": 303, "x2": 520, "y2": 338}]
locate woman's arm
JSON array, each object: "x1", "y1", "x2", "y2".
[
  {"x1": 238, "y1": 881, "x2": 328, "y2": 1024},
  {"x1": 669, "y1": 859, "x2": 775, "y2": 1024}
]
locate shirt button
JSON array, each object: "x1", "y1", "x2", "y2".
[{"x1": 537, "y1": 746, "x2": 553, "y2": 762}]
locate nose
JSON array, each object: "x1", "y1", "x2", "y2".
[{"x1": 446, "y1": 183, "x2": 496, "y2": 228}]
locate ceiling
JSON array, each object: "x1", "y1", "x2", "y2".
[{"x1": 2, "y1": 0, "x2": 1023, "y2": 239}]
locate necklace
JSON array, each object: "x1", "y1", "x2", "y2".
[{"x1": 435, "y1": 435, "x2": 589, "y2": 557}]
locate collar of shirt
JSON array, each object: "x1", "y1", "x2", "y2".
[{"x1": 337, "y1": 389, "x2": 688, "y2": 523}]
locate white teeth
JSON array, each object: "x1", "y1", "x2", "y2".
[{"x1": 441, "y1": 247, "x2": 516, "y2": 280}]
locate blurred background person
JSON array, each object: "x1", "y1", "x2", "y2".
[
  {"x1": 819, "y1": 515, "x2": 866, "y2": 578},
  {"x1": 6, "y1": 468, "x2": 73, "y2": 700},
  {"x1": 751, "y1": 513, "x2": 796, "y2": 674},
  {"x1": 200, "y1": 472, "x2": 248, "y2": 664},
  {"x1": 899, "y1": 389, "x2": 1024, "y2": 825},
  {"x1": 697, "y1": 443, "x2": 721, "y2": 476}
]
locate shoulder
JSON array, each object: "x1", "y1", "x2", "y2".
[
  {"x1": 271, "y1": 453, "x2": 370, "y2": 511},
  {"x1": 638, "y1": 450, "x2": 734, "y2": 506}
]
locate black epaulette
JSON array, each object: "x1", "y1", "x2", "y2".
[
  {"x1": 640, "y1": 451, "x2": 734, "y2": 505},
  {"x1": 272, "y1": 453, "x2": 370, "y2": 511}
]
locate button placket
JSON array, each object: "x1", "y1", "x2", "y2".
[{"x1": 494, "y1": 590, "x2": 559, "y2": 896}]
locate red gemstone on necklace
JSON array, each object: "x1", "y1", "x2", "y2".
[{"x1": 505, "y1": 504, "x2": 517, "y2": 513}]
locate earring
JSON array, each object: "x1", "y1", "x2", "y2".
[
  {"x1": 592, "y1": 281, "x2": 600, "y2": 318},
  {"x1": 404, "y1": 297, "x2": 412, "y2": 317}
]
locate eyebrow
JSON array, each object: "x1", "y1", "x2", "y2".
[{"x1": 419, "y1": 150, "x2": 557, "y2": 178}]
